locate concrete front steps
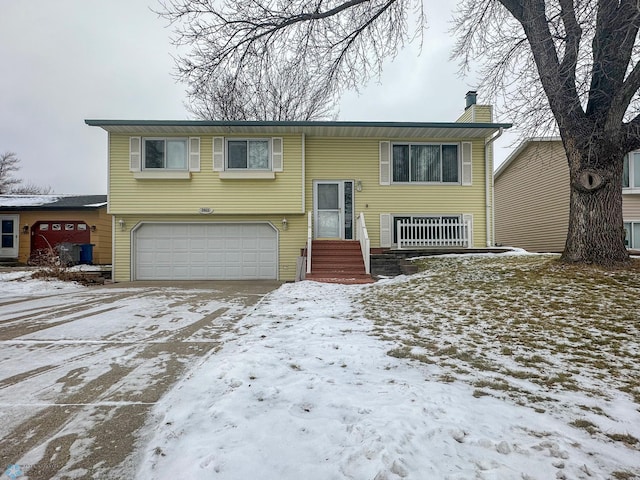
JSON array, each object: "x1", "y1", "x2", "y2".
[{"x1": 305, "y1": 240, "x2": 374, "y2": 284}]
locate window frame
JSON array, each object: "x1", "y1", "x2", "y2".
[
  {"x1": 142, "y1": 137, "x2": 189, "y2": 171},
  {"x1": 391, "y1": 142, "x2": 460, "y2": 185},
  {"x1": 623, "y1": 151, "x2": 640, "y2": 191},
  {"x1": 624, "y1": 221, "x2": 640, "y2": 249},
  {"x1": 225, "y1": 138, "x2": 272, "y2": 171},
  {"x1": 392, "y1": 214, "x2": 462, "y2": 244}
]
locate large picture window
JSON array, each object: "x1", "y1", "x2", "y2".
[
  {"x1": 227, "y1": 139, "x2": 270, "y2": 170},
  {"x1": 623, "y1": 152, "x2": 640, "y2": 189},
  {"x1": 392, "y1": 143, "x2": 459, "y2": 183},
  {"x1": 143, "y1": 138, "x2": 188, "y2": 170}
]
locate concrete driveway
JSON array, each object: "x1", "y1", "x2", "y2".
[{"x1": 0, "y1": 279, "x2": 280, "y2": 479}]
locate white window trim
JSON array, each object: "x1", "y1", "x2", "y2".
[
  {"x1": 624, "y1": 220, "x2": 640, "y2": 249},
  {"x1": 623, "y1": 151, "x2": 640, "y2": 192},
  {"x1": 133, "y1": 171, "x2": 191, "y2": 180},
  {"x1": 226, "y1": 138, "x2": 272, "y2": 171},
  {"x1": 219, "y1": 171, "x2": 276, "y2": 180},
  {"x1": 386, "y1": 213, "x2": 473, "y2": 248},
  {"x1": 142, "y1": 137, "x2": 190, "y2": 171},
  {"x1": 379, "y1": 141, "x2": 391, "y2": 186},
  {"x1": 390, "y1": 142, "x2": 462, "y2": 185},
  {"x1": 390, "y1": 213, "x2": 463, "y2": 244},
  {"x1": 213, "y1": 137, "x2": 283, "y2": 177}
]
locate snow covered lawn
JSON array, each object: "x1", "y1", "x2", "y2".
[{"x1": 136, "y1": 254, "x2": 640, "y2": 480}]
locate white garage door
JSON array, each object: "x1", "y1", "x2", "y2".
[{"x1": 134, "y1": 223, "x2": 278, "y2": 280}]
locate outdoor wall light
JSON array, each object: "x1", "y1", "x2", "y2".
[
  {"x1": 22, "y1": 224, "x2": 29, "y2": 234},
  {"x1": 118, "y1": 218, "x2": 126, "y2": 231},
  {"x1": 91, "y1": 225, "x2": 97, "y2": 232},
  {"x1": 281, "y1": 217, "x2": 288, "y2": 230},
  {"x1": 356, "y1": 179, "x2": 363, "y2": 192}
]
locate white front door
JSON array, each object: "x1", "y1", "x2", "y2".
[
  {"x1": 0, "y1": 215, "x2": 19, "y2": 258},
  {"x1": 314, "y1": 181, "x2": 354, "y2": 239}
]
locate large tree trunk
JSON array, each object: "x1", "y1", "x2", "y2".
[{"x1": 561, "y1": 143, "x2": 629, "y2": 266}]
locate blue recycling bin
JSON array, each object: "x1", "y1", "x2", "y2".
[{"x1": 79, "y1": 244, "x2": 95, "y2": 264}]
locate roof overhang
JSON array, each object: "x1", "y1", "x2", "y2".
[{"x1": 85, "y1": 119, "x2": 512, "y2": 140}]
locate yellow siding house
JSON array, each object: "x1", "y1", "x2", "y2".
[{"x1": 87, "y1": 92, "x2": 510, "y2": 282}]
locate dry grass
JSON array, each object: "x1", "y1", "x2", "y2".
[{"x1": 359, "y1": 254, "x2": 640, "y2": 458}]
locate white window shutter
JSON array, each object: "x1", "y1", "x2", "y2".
[
  {"x1": 213, "y1": 136, "x2": 224, "y2": 171},
  {"x1": 189, "y1": 137, "x2": 200, "y2": 172},
  {"x1": 380, "y1": 141, "x2": 391, "y2": 185},
  {"x1": 461, "y1": 142, "x2": 472, "y2": 185},
  {"x1": 380, "y1": 214, "x2": 392, "y2": 247},
  {"x1": 463, "y1": 214, "x2": 473, "y2": 247},
  {"x1": 130, "y1": 137, "x2": 141, "y2": 172},
  {"x1": 272, "y1": 137, "x2": 283, "y2": 172}
]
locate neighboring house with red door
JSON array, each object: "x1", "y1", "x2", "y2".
[
  {"x1": 0, "y1": 195, "x2": 111, "y2": 265},
  {"x1": 494, "y1": 137, "x2": 640, "y2": 252},
  {"x1": 87, "y1": 92, "x2": 510, "y2": 283}
]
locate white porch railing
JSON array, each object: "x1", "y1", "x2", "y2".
[
  {"x1": 397, "y1": 217, "x2": 470, "y2": 249},
  {"x1": 306, "y1": 211, "x2": 313, "y2": 274},
  {"x1": 356, "y1": 212, "x2": 370, "y2": 274}
]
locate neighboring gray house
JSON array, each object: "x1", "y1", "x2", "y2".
[{"x1": 494, "y1": 137, "x2": 640, "y2": 252}]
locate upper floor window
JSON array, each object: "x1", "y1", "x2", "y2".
[
  {"x1": 144, "y1": 138, "x2": 188, "y2": 170},
  {"x1": 623, "y1": 152, "x2": 640, "y2": 189},
  {"x1": 392, "y1": 143, "x2": 459, "y2": 183},
  {"x1": 227, "y1": 139, "x2": 270, "y2": 170}
]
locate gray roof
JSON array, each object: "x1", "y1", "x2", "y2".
[
  {"x1": 0, "y1": 195, "x2": 107, "y2": 211},
  {"x1": 85, "y1": 119, "x2": 512, "y2": 140}
]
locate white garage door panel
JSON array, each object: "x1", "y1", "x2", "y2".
[{"x1": 135, "y1": 223, "x2": 277, "y2": 280}]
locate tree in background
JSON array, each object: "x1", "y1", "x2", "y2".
[
  {"x1": 159, "y1": 0, "x2": 640, "y2": 266},
  {"x1": 187, "y1": 61, "x2": 339, "y2": 121},
  {"x1": 0, "y1": 151, "x2": 22, "y2": 194},
  {"x1": 158, "y1": 0, "x2": 420, "y2": 120},
  {"x1": 0, "y1": 151, "x2": 51, "y2": 194}
]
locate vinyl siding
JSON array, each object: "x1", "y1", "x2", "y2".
[
  {"x1": 495, "y1": 141, "x2": 569, "y2": 252},
  {"x1": 108, "y1": 134, "x2": 304, "y2": 215},
  {"x1": 455, "y1": 105, "x2": 493, "y2": 123},
  {"x1": 109, "y1": 131, "x2": 493, "y2": 281},
  {"x1": 94, "y1": 207, "x2": 112, "y2": 264},
  {"x1": 623, "y1": 194, "x2": 640, "y2": 220},
  {"x1": 472, "y1": 105, "x2": 493, "y2": 123},
  {"x1": 2, "y1": 208, "x2": 112, "y2": 264},
  {"x1": 112, "y1": 214, "x2": 306, "y2": 282},
  {"x1": 305, "y1": 137, "x2": 489, "y2": 248},
  {"x1": 456, "y1": 109, "x2": 474, "y2": 123}
]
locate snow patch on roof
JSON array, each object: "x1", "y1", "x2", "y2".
[{"x1": 0, "y1": 195, "x2": 63, "y2": 207}]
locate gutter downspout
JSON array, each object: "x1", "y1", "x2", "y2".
[
  {"x1": 301, "y1": 133, "x2": 306, "y2": 214},
  {"x1": 485, "y1": 127, "x2": 504, "y2": 247}
]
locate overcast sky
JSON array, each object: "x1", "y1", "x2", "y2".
[{"x1": 0, "y1": 1, "x2": 516, "y2": 195}]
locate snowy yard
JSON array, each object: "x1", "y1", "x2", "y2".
[
  {"x1": 1, "y1": 253, "x2": 639, "y2": 479},
  {"x1": 138, "y1": 253, "x2": 640, "y2": 480}
]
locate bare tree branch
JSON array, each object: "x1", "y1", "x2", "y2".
[
  {"x1": 12, "y1": 183, "x2": 53, "y2": 195},
  {"x1": 0, "y1": 151, "x2": 52, "y2": 194},
  {"x1": 157, "y1": 0, "x2": 423, "y2": 120},
  {"x1": 588, "y1": 0, "x2": 640, "y2": 126},
  {"x1": 0, "y1": 152, "x2": 21, "y2": 194},
  {"x1": 161, "y1": 0, "x2": 640, "y2": 264}
]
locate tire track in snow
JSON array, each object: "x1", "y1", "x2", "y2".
[{"x1": 0, "y1": 298, "x2": 248, "y2": 479}]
